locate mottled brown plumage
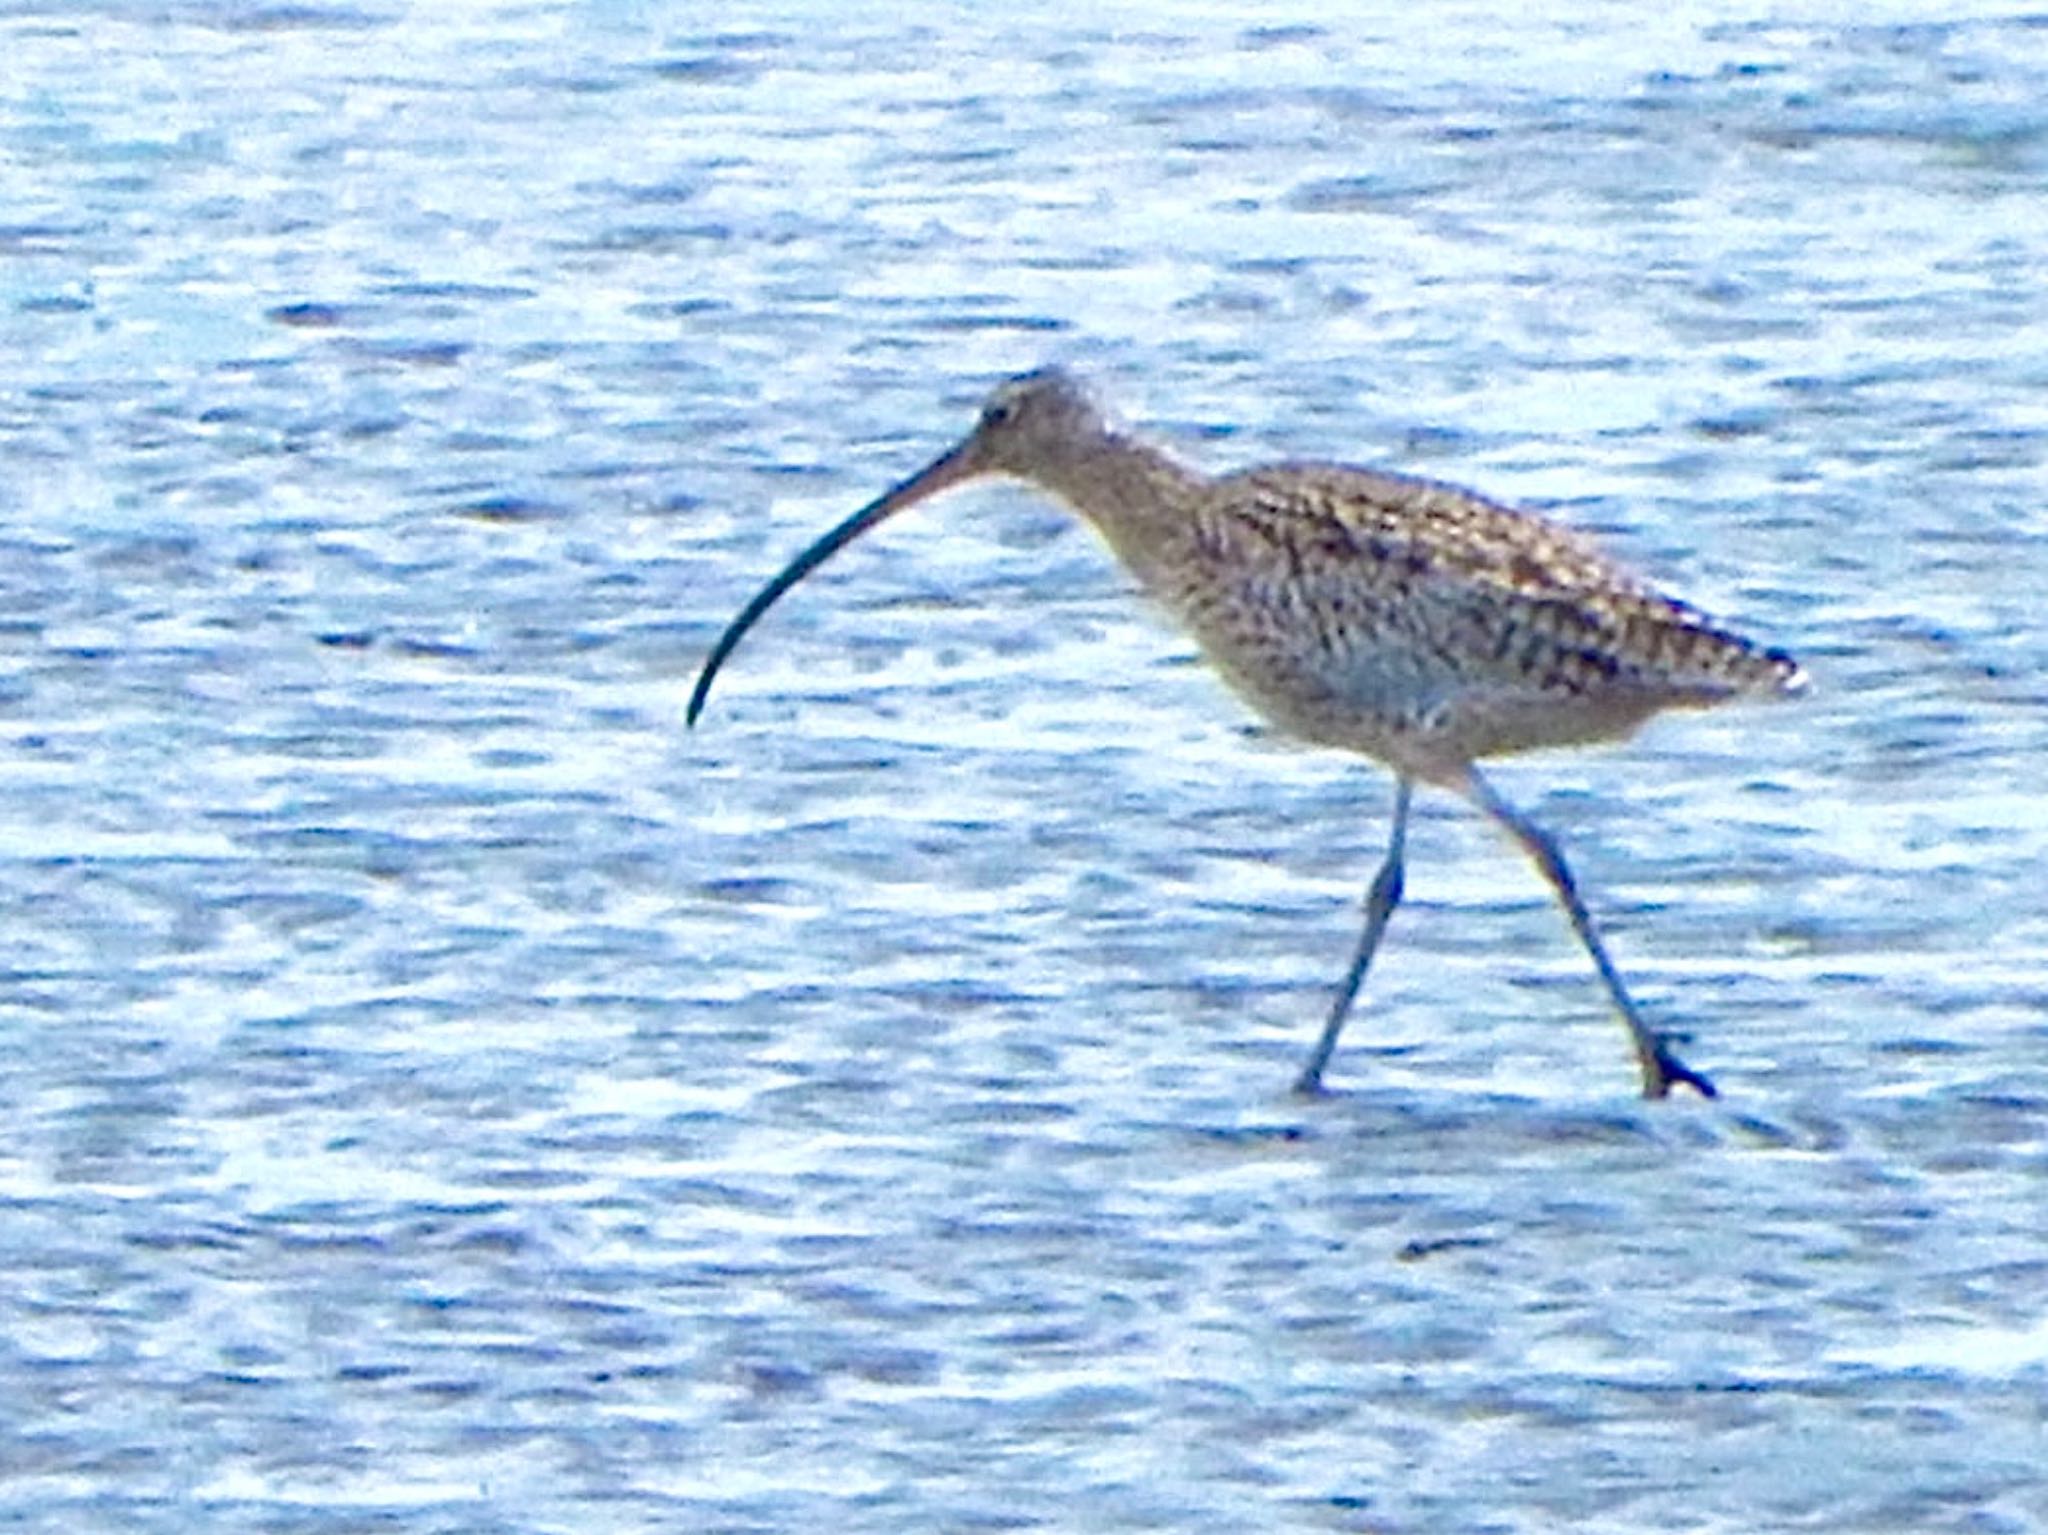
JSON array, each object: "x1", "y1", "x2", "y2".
[{"x1": 690, "y1": 367, "x2": 1804, "y2": 1100}]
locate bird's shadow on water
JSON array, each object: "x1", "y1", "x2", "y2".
[
  {"x1": 1166, "y1": 1078, "x2": 1853, "y2": 1163},
  {"x1": 1180, "y1": 1090, "x2": 1677, "y2": 1153},
  {"x1": 1127, "y1": 1081, "x2": 1892, "y2": 1281}
]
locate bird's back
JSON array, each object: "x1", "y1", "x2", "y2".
[{"x1": 1135, "y1": 461, "x2": 1802, "y2": 784}]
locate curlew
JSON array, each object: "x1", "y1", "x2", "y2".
[{"x1": 689, "y1": 368, "x2": 1803, "y2": 1099}]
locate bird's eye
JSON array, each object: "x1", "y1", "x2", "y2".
[{"x1": 981, "y1": 399, "x2": 1017, "y2": 429}]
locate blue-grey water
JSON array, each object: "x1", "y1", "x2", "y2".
[{"x1": 3, "y1": 3, "x2": 2046, "y2": 1530}]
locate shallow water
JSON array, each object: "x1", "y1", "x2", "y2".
[{"x1": 2, "y1": 3, "x2": 2046, "y2": 1530}]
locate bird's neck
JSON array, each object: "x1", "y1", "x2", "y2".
[{"x1": 1019, "y1": 430, "x2": 1207, "y2": 590}]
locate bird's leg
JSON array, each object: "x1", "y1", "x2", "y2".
[
  {"x1": 1295, "y1": 776, "x2": 1413, "y2": 1095},
  {"x1": 1461, "y1": 768, "x2": 1717, "y2": 1100}
]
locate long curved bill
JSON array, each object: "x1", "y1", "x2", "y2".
[{"x1": 687, "y1": 442, "x2": 981, "y2": 726}]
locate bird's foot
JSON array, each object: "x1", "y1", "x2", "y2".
[
  {"x1": 1291, "y1": 1067, "x2": 1335, "y2": 1099},
  {"x1": 1639, "y1": 1034, "x2": 1718, "y2": 1100}
]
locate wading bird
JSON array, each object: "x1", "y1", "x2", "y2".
[{"x1": 689, "y1": 368, "x2": 1803, "y2": 1098}]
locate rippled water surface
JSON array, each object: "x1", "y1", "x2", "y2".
[{"x1": 4, "y1": 2, "x2": 2047, "y2": 1530}]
